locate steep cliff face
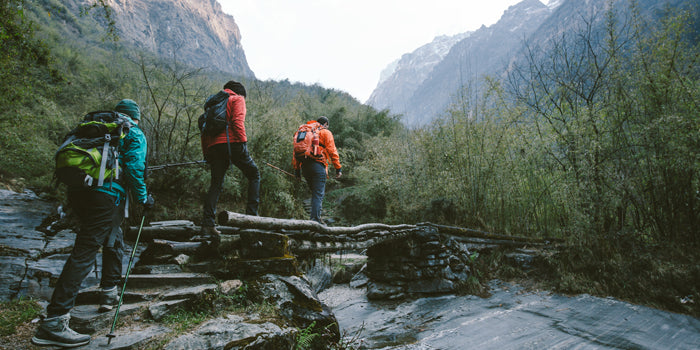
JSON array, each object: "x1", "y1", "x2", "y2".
[
  {"x1": 44, "y1": 0, "x2": 254, "y2": 78},
  {"x1": 367, "y1": 32, "x2": 471, "y2": 113},
  {"x1": 107, "y1": 0, "x2": 254, "y2": 77}
]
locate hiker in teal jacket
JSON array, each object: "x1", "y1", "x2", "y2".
[
  {"x1": 101, "y1": 106, "x2": 149, "y2": 204},
  {"x1": 32, "y1": 99, "x2": 154, "y2": 348}
]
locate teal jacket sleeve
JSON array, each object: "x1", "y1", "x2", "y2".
[{"x1": 120, "y1": 125, "x2": 148, "y2": 203}]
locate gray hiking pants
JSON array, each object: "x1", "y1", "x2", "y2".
[{"x1": 47, "y1": 190, "x2": 125, "y2": 318}]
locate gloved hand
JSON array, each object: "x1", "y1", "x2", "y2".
[
  {"x1": 143, "y1": 194, "x2": 155, "y2": 210},
  {"x1": 335, "y1": 168, "x2": 343, "y2": 179}
]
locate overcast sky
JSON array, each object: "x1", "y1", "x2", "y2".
[{"x1": 218, "y1": 1, "x2": 526, "y2": 103}]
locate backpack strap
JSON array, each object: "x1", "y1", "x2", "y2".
[{"x1": 97, "y1": 134, "x2": 111, "y2": 187}]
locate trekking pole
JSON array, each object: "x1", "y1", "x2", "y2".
[
  {"x1": 263, "y1": 161, "x2": 296, "y2": 178},
  {"x1": 106, "y1": 214, "x2": 146, "y2": 345},
  {"x1": 148, "y1": 160, "x2": 206, "y2": 171}
]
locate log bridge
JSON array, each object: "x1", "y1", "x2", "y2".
[
  {"x1": 126, "y1": 212, "x2": 563, "y2": 299},
  {"x1": 127, "y1": 211, "x2": 562, "y2": 259}
]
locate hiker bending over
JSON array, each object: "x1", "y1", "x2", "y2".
[
  {"x1": 33, "y1": 99, "x2": 154, "y2": 348},
  {"x1": 292, "y1": 116, "x2": 342, "y2": 224},
  {"x1": 201, "y1": 81, "x2": 260, "y2": 244}
]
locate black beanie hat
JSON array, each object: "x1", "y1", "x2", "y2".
[
  {"x1": 224, "y1": 81, "x2": 246, "y2": 97},
  {"x1": 317, "y1": 116, "x2": 329, "y2": 126}
]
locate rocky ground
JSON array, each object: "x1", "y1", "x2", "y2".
[{"x1": 0, "y1": 189, "x2": 339, "y2": 349}]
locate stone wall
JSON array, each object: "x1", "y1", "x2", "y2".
[{"x1": 364, "y1": 225, "x2": 472, "y2": 300}]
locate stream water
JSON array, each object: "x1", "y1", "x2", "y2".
[{"x1": 319, "y1": 280, "x2": 700, "y2": 349}]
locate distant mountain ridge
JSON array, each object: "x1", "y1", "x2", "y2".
[
  {"x1": 368, "y1": 0, "x2": 550, "y2": 126},
  {"x1": 367, "y1": 32, "x2": 471, "y2": 116},
  {"x1": 367, "y1": 0, "x2": 695, "y2": 126}
]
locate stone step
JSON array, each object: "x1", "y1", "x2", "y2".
[
  {"x1": 70, "y1": 302, "x2": 149, "y2": 334},
  {"x1": 161, "y1": 283, "x2": 218, "y2": 301},
  {"x1": 123, "y1": 273, "x2": 214, "y2": 289},
  {"x1": 75, "y1": 286, "x2": 159, "y2": 306},
  {"x1": 148, "y1": 299, "x2": 189, "y2": 321},
  {"x1": 77, "y1": 325, "x2": 171, "y2": 350},
  {"x1": 131, "y1": 263, "x2": 183, "y2": 275}
]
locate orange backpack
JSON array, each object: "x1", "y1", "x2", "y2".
[{"x1": 293, "y1": 122, "x2": 324, "y2": 163}]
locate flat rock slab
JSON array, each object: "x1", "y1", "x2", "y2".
[
  {"x1": 132, "y1": 263, "x2": 183, "y2": 274},
  {"x1": 124, "y1": 273, "x2": 214, "y2": 289},
  {"x1": 78, "y1": 325, "x2": 171, "y2": 350},
  {"x1": 0, "y1": 256, "x2": 30, "y2": 300},
  {"x1": 0, "y1": 189, "x2": 56, "y2": 230},
  {"x1": 322, "y1": 281, "x2": 700, "y2": 349},
  {"x1": 42, "y1": 230, "x2": 77, "y2": 256},
  {"x1": 0, "y1": 230, "x2": 46, "y2": 258},
  {"x1": 71, "y1": 302, "x2": 148, "y2": 334},
  {"x1": 164, "y1": 314, "x2": 296, "y2": 350},
  {"x1": 161, "y1": 283, "x2": 218, "y2": 301},
  {"x1": 149, "y1": 298, "x2": 189, "y2": 321},
  {"x1": 76, "y1": 286, "x2": 159, "y2": 305}
]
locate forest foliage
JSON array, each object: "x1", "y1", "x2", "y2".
[{"x1": 1, "y1": 0, "x2": 698, "y2": 314}]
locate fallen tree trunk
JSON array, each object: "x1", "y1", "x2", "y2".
[
  {"x1": 146, "y1": 239, "x2": 203, "y2": 256},
  {"x1": 126, "y1": 225, "x2": 239, "y2": 242},
  {"x1": 218, "y1": 211, "x2": 416, "y2": 235},
  {"x1": 422, "y1": 222, "x2": 563, "y2": 245}
]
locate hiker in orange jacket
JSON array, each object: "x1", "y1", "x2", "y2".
[{"x1": 292, "y1": 116, "x2": 342, "y2": 223}]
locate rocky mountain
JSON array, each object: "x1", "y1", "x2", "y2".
[
  {"x1": 368, "y1": 0, "x2": 695, "y2": 126},
  {"x1": 367, "y1": 32, "x2": 471, "y2": 114},
  {"x1": 369, "y1": 0, "x2": 550, "y2": 126},
  {"x1": 35, "y1": 0, "x2": 254, "y2": 79}
]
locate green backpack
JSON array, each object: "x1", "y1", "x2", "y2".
[{"x1": 55, "y1": 111, "x2": 132, "y2": 188}]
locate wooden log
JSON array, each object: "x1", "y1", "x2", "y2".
[
  {"x1": 218, "y1": 211, "x2": 416, "y2": 235},
  {"x1": 125, "y1": 226, "x2": 196, "y2": 242},
  {"x1": 421, "y1": 222, "x2": 563, "y2": 244},
  {"x1": 146, "y1": 239, "x2": 203, "y2": 256},
  {"x1": 126, "y1": 225, "x2": 239, "y2": 242}
]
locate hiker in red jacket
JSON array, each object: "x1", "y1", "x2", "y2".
[
  {"x1": 201, "y1": 81, "x2": 260, "y2": 244},
  {"x1": 292, "y1": 116, "x2": 342, "y2": 223}
]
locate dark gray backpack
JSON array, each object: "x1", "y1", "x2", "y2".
[{"x1": 197, "y1": 91, "x2": 229, "y2": 136}]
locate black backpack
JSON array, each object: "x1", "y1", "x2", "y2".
[{"x1": 198, "y1": 91, "x2": 229, "y2": 136}]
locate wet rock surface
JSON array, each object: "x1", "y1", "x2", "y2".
[{"x1": 321, "y1": 281, "x2": 700, "y2": 349}]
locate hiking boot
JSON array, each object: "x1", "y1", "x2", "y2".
[
  {"x1": 98, "y1": 286, "x2": 119, "y2": 313},
  {"x1": 31, "y1": 313, "x2": 90, "y2": 348},
  {"x1": 200, "y1": 226, "x2": 221, "y2": 247}
]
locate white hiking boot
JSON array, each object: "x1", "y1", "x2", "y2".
[{"x1": 31, "y1": 313, "x2": 90, "y2": 348}]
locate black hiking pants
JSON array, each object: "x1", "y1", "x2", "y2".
[
  {"x1": 202, "y1": 142, "x2": 260, "y2": 226},
  {"x1": 47, "y1": 189, "x2": 125, "y2": 318}
]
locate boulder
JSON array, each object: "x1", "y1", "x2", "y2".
[{"x1": 164, "y1": 314, "x2": 296, "y2": 350}]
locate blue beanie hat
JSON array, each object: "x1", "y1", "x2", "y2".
[{"x1": 115, "y1": 99, "x2": 141, "y2": 120}]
